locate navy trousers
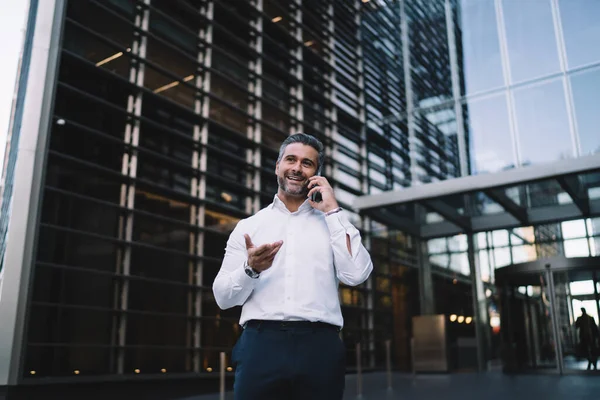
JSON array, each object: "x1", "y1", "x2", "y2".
[{"x1": 232, "y1": 320, "x2": 346, "y2": 400}]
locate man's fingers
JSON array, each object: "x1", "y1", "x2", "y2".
[{"x1": 244, "y1": 234, "x2": 254, "y2": 250}]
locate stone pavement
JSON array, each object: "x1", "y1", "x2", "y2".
[{"x1": 181, "y1": 371, "x2": 600, "y2": 400}]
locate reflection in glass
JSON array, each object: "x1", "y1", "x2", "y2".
[
  {"x1": 465, "y1": 94, "x2": 514, "y2": 174},
  {"x1": 407, "y1": 0, "x2": 452, "y2": 105},
  {"x1": 570, "y1": 69, "x2": 600, "y2": 156},
  {"x1": 503, "y1": 0, "x2": 560, "y2": 83},
  {"x1": 514, "y1": 80, "x2": 572, "y2": 165},
  {"x1": 457, "y1": 0, "x2": 504, "y2": 94},
  {"x1": 558, "y1": 0, "x2": 600, "y2": 69}
]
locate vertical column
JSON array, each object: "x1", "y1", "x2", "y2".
[
  {"x1": 546, "y1": 264, "x2": 564, "y2": 374},
  {"x1": 594, "y1": 271, "x2": 600, "y2": 338},
  {"x1": 354, "y1": 1, "x2": 375, "y2": 369},
  {"x1": 0, "y1": 0, "x2": 65, "y2": 385},
  {"x1": 115, "y1": 0, "x2": 150, "y2": 374},
  {"x1": 417, "y1": 238, "x2": 434, "y2": 314},
  {"x1": 400, "y1": 1, "x2": 417, "y2": 185},
  {"x1": 444, "y1": 0, "x2": 468, "y2": 177},
  {"x1": 324, "y1": 0, "x2": 336, "y2": 178},
  {"x1": 247, "y1": 0, "x2": 263, "y2": 214},
  {"x1": 467, "y1": 233, "x2": 489, "y2": 372},
  {"x1": 290, "y1": 0, "x2": 303, "y2": 134},
  {"x1": 550, "y1": 0, "x2": 580, "y2": 157},
  {"x1": 192, "y1": 0, "x2": 214, "y2": 373}
]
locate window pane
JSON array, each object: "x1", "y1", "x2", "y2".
[
  {"x1": 564, "y1": 238, "x2": 590, "y2": 258},
  {"x1": 503, "y1": 0, "x2": 560, "y2": 83},
  {"x1": 561, "y1": 219, "x2": 587, "y2": 239},
  {"x1": 570, "y1": 69, "x2": 600, "y2": 156},
  {"x1": 458, "y1": 0, "x2": 504, "y2": 94},
  {"x1": 559, "y1": 0, "x2": 600, "y2": 69},
  {"x1": 514, "y1": 80, "x2": 573, "y2": 165},
  {"x1": 465, "y1": 94, "x2": 514, "y2": 174}
]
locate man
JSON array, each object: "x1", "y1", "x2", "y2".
[
  {"x1": 575, "y1": 307, "x2": 599, "y2": 370},
  {"x1": 213, "y1": 133, "x2": 373, "y2": 399}
]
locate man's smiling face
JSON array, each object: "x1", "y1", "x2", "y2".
[{"x1": 275, "y1": 143, "x2": 319, "y2": 198}]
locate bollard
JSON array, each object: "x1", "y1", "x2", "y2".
[
  {"x1": 410, "y1": 337, "x2": 416, "y2": 378},
  {"x1": 220, "y1": 352, "x2": 226, "y2": 400},
  {"x1": 356, "y1": 342, "x2": 362, "y2": 398},
  {"x1": 385, "y1": 339, "x2": 392, "y2": 391}
]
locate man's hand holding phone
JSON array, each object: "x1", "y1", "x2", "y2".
[{"x1": 306, "y1": 176, "x2": 339, "y2": 213}]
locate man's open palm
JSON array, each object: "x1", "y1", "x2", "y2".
[{"x1": 244, "y1": 234, "x2": 283, "y2": 272}]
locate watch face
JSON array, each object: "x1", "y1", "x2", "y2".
[{"x1": 245, "y1": 266, "x2": 259, "y2": 279}]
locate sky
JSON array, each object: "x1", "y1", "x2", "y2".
[{"x1": 0, "y1": 0, "x2": 29, "y2": 177}]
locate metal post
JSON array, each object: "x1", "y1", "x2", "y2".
[
  {"x1": 411, "y1": 337, "x2": 416, "y2": 378},
  {"x1": 545, "y1": 265, "x2": 564, "y2": 375},
  {"x1": 220, "y1": 352, "x2": 226, "y2": 400},
  {"x1": 385, "y1": 339, "x2": 392, "y2": 391},
  {"x1": 356, "y1": 342, "x2": 362, "y2": 398}
]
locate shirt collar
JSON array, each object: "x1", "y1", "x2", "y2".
[{"x1": 272, "y1": 194, "x2": 313, "y2": 214}]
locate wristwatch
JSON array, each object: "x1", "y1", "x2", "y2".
[{"x1": 244, "y1": 260, "x2": 261, "y2": 279}]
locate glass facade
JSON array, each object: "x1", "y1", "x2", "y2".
[{"x1": 3, "y1": 0, "x2": 600, "y2": 386}]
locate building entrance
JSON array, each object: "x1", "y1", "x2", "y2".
[{"x1": 496, "y1": 256, "x2": 600, "y2": 375}]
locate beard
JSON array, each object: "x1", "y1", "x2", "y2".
[{"x1": 277, "y1": 174, "x2": 309, "y2": 197}]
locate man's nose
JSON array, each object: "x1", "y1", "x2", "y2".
[{"x1": 290, "y1": 161, "x2": 302, "y2": 172}]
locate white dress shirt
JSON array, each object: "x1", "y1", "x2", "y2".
[{"x1": 212, "y1": 195, "x2": 373, "y2": 328}]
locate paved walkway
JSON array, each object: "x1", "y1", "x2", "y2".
[{"x1": 183, "y1": 371, "x2": 600, "y2": 400}]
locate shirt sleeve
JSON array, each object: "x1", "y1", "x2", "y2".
[
  {"x1": 325, "y1": 211, "x2": 373, "y2": 286},
  {"x1": 212, "y1": 220, "x2": 257, "y2": 310}
]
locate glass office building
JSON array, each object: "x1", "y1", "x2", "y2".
[{"x1": 1, "y1": 0, "x2": 600, "y2": 391}]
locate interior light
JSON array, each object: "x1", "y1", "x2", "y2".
[
  {"x1": 226, "y1": 367, "x2": 233, "y2": 372},
  {"x1": 96, "y1": 51, "x2": 124, "y2": 67},
  {"x1": 452, "y1": 279, "x2": 458, "y2": 285},
  {"x1": 457, "y1": 316, "x2": 465, "y2": 323},
  {"x1": 465, "y1": 317, "x2": 472, "y2": 324},
  {"x1": 221, "y1": 192, "x2": 233, "y2": 203},
  {"x1": 449, "y1": 314, "x2": 457, "y2": 322},
  {"x1": 206, "y1": 367, "x2": 213, "y2": 372},
  {"x1": 362, "y1": 0, "x2": 370, "y2": 3},
  {"x1": 490, "y1": 315, "x2": 501, "y2": 328},
  {"x1": 304, "y1": 40, "x2": 314, "y2": 47},
  {"x1": 485, "y1": 289, "x2": 492, "y2": 298},
  {"x1": 160, "y1": 368, "x2": 167, "y2": 373},
  {"x1": 74, "y1": 370, "x2": 80, "y2": 375},
  {"x1": 154, "y1": 74, "x2": 195, "y2": 94},
  {"x1": 134, "y1": 369, "x2": 140, "y2": 374},
  {"x1": 56, "y1": 119, "x2": 66, "y2": 125},
  {"x1": 272, "y1": 16, "x2": 282, "y2": 23},
  {"x1": 30, "y1": 370, "x2": 36, "y2": 375}
]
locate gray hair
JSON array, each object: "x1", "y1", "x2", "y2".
[{"x1": 277, "y1": 133, "x2": 325, "y2": 174}]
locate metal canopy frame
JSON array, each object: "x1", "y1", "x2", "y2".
[{"x1": 354, "y1": 153, "x2": 600, "y2": 239}]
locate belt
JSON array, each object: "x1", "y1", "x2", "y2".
[{"x1": 244, "y1": 319, "x2": 341, "y2": 332}]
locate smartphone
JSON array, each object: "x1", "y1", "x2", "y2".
[
  {"x1": 311, "y1": 187, "x2": 322, "y2": 203},
  {"x1": 310, "y1": 173, "x2": 322, "y2": 203}
]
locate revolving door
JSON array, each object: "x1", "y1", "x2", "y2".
[{"x1": 496, "y1": 256, "x2": 600, "y2": 374}]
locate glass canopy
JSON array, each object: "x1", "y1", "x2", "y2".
[{"x1": 354, "y1": 154, "x2": 600, "y2": 239}]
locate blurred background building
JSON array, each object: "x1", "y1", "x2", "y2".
[{"x1": 0, "y1": 0, "x2": 599, "y2": 393}]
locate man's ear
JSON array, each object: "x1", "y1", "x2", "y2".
[{"x1": 275, "y1": 162, "x2": 279, "y2": 175}]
